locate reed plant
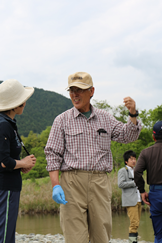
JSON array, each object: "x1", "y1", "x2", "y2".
[
  {"x1": 109, "y1": 171, "x2": 123, "y2": 211},
  {"x1": 19, "y1": 177, "x2": 60, "y2": 215}
]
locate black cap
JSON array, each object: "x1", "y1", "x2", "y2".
[{"x1": 153, "y1": 121, "x2": 162, "y2": 135}]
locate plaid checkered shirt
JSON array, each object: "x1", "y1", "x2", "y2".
[{"x1": 45, "y1": 105, "x2": 142, "y2": 172}]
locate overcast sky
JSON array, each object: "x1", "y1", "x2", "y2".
[{"x1": 0, "y1": 0, "x2": 162, "y2": 111}]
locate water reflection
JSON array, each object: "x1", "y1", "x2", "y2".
[
  {"x1": 111, "y1": 211, "x2": 154, "y2": 241},
  {"x1": 16, "y1": 211, "x2": 154, "y2": 242},
  {"x1": 16, "y1": 214, "x2": 63, "y2": 235}
]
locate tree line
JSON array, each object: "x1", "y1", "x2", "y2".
[{"x1": 20, "y1": 100, "x2": 162, "y2": 179}]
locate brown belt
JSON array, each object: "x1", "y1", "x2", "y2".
[{"x1": 62, "y1": 169, "x2": 106, "y2": 174}]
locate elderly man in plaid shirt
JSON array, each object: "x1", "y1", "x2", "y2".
[{"x1": 45, "y1": 72, "x2": 142, "y2": 243}]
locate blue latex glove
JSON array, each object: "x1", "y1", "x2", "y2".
[{"x1": 52, "y1": 185, "x2": 68, "y2": 205}]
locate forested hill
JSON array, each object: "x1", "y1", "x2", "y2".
[{"x1": 14, "y1": 87, "x2": 73, "y2": 136}]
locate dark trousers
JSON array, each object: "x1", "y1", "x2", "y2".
[
  {"x1": 0, "y1": 190, "x2": 20, "y2": 243},
  {"x1": 149, "y1": 187, "x2": 162, "y2": 243}
]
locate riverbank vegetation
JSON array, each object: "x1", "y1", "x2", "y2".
[
  {"x1": 19, "y1": 177, "x2": 59, "y2": 215},
  {"x1": 19, "y1": 172, "x2": 150, "y2": 215}
]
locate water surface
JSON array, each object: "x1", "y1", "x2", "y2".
[{"x1": 16, "y1": 211, "x2": 154, "y2": 242}]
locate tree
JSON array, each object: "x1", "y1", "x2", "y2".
[{"x1": 21, "y1": 127, "x2": 51, "y2": 179}]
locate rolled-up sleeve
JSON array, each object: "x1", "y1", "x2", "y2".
[
  {"x1": 45, "y1": 116, "x2": 65, "y2": 171},
  {"x1": 110, "y1": 115, "x2": 142, "y2": 143}
]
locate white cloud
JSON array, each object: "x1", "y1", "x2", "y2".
[{"x1": 0, "y1": 0, "x2": 162, "y2": 111}]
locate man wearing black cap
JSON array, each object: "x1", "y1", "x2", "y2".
[{"x1": 134, "y1": 121, "x2": 162, "y2": 243}]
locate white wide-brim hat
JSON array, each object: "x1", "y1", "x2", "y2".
[{"x1": 0, "y1": 79, "x2": 34, "y2": 111}]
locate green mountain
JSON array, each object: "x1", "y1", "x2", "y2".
[{"x1": 15, "y1": 87, "x2": 73, "y2": 136}]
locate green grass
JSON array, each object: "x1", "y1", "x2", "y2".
[{"x1": 19, "y1": 177, "x2": 60, "y2": 214}]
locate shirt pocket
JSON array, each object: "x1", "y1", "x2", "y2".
[
  {"x1": 96, "y1": 128, "x2": 111, "y2": 151},
  {"x1": 65, "y1": 128, "x2": 83, "y2": 151}
]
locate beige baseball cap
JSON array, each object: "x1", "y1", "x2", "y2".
[{"x1": 66, "y1": 72, "x2": 93, "y2": 90}]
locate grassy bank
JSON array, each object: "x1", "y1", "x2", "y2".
[
  {"x1": 19, "y1": 172, "x2": 150, "y2": 215},
  {"x1": 19, "y1": 177, "x2": 60, "y2": 215}
]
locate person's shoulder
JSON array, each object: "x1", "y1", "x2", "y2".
[
  {"x1": 141, "y1": 143, "x2": 156, "y2": 153},
  {"x1": 142, "y1": 142, "x2": 162, "y2": 156},
  {"x1": 137, "y1": 145, "x2": 156, "y2": 161},
  {"x1": 0, "y1": 115, "x2": 11, "y2": 127},
  {"x1": 92, "y1": 106, "x2": 112, "y2": 117},
  {"x1": 53, "y1": 108, "x2": 75, "y2": 127},
  {"x1": 55, "y1": 107, "x2": 74, "y2": 120},
  {"x1": 118, "y1": 167, "x2": 126, "y2": 173},
  {"x1": 0, "y1": 115, "x2": 14, "y2": 136}
]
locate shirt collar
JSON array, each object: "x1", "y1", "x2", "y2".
[
  {"x1": 73, "y1": 104, "x2": 96, "y2": 119},
  {"x1": 126, "y1": 165, "x2": 134, "y2": 171},
  {"x1": 0, "y1": 112, "x2": 16, "y2": 124}
]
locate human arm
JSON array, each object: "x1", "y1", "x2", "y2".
[
  {"x1": 21, "y1": 167, "x2": 33, "y2": 174},
  {"x1": 49, "y1": 170, "x2": 67, "y2": 205},
  {"x1": 15, "y1": 155, "x2": 36, "y2": 169},
  {"x1": 123, "y1": 96, "x2": 137, "y2": 125},
  {"x1": 141, "y1": 192, "x2": 150, "y2": 206},
  {"x1": 45, "y1": 117, "x2": 67, "y2": 204},
  {"x1": 0, "y1": 122, "x2": 36, "y2": 170},
  {"x1": 1, "y1": 154, "x2": 36, "y2": 170},
  {"x1": 45, "y1": 117, "x2": 65, "y2": 172},
  {"x1": 118, "y1": 168, "x2": 136, "y2": 189},
  {"x1": 14, "y1": 154, "x2": 36, "y2": 169},
  {"x1": 110, "y1": 96, "x2": 142, "y2": 143},
  {"x1": 134, "y1": 152, "x2": 146, "y2": 193},
  {"x1": 49, "y1": 170, "x2": 60, "y2": 187}
]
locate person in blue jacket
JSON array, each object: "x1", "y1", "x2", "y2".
[{"x1": 0, "y1": 79, "x2": 36, "y2": 243}]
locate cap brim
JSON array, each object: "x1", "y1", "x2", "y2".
[{"x1": 65, "y1": 82, "x2": 92, "y2": 90}]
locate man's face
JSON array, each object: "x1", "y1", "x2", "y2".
[
  {"x1": 69, "y1": 86, "x2": 94, "y2": 113},
  {"x1": 126, "y1": 156, "x2": 136, "y2": 168}
]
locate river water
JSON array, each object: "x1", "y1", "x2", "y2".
[{"x1": 16, "y1": 211, "x2": 154, "y2": 242}]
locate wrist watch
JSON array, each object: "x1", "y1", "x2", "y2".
[{"x1": 128, "y1": 110, "x2": 139, "y2": 117}]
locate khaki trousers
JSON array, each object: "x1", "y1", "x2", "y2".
[
  {"x1": 60, "y1": 170, "x2": 112, "y2": 243},
  {"x1": 127, "y1": 202, "x2": 142, "y2": 233}
]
